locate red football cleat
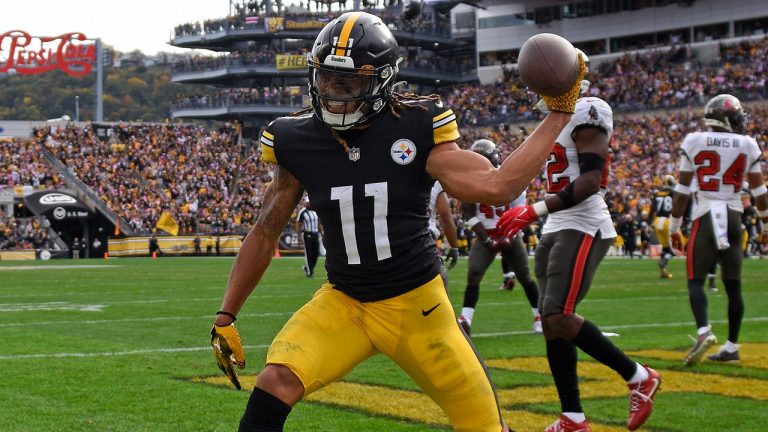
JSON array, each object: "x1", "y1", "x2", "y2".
[
  {"x1": 627, "y1": 366, "x2": 661, "y2": 431},
  {"x1": 544, "y1": 415, "x2": 591, "y2": 432}
]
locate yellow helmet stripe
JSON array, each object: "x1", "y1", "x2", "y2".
[{"x1": 335, "y1": 12, "x2": 361, "y2": 56}]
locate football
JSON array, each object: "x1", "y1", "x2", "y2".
[{"x1": 518, "y1": 33, "x2": 580, "y2": 97}]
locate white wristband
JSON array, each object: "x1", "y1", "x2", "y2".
[
  {"x1": 751, "y1": 184, "x2": 768, "y2": 197},
  {"x1": 532, "y1": 201, "x2": 549, "y2": 216},
  {"x1": 674, "y1": 183, "x2": 691, "y2": 195},
  {"x1": 669, "y1": 216, "x2": 682, "y2": 233},
  {"x1": 467, "y1": 217, "x2": 481, "y2": 228},
  {"x1": 758, "y1": 208, "x2": 768, "y2": 218}
]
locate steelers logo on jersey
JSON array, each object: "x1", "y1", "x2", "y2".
[{"x1": 391, "y1": 139, "x2": 417, "y2": 165}]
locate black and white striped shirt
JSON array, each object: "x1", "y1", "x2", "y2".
[{"x1": 297, "y1": 208, "x2": 320, "y2": 233}]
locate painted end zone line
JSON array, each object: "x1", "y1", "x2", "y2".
[{"x1": 0, "y1": 344, "x2": 269, "y2": 360}]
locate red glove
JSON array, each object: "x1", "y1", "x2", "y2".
[
  {"x1": 489, "y1": 236, "x2": 512, "y2": 253},
  {"x1": 497, "y1": 205, "x2": 538, "y2": 238},
  {"x1": 670, "y1": 231, "x2": 685, "y2": 256}
]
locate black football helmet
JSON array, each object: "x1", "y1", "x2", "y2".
[
  {"x1": 470, "y1": 139, "x2": 501, "y2": 167},
  {"x1": 308, "y1": 12, "x2": 401, "y2": 130},
  {"x1": 704, "y1": 94, "x2": 746, "y2": 134}
]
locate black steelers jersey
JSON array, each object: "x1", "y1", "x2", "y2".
[
  {"x1": 259, "y1": 99, "x2": 460, "y2": 301},
  {"x1": 652, "y1": 188, "x2": 673, "y2": 219}
]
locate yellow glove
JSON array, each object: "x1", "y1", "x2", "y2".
[
  {"x1": 541, "y1": 54, "x2": 587, "y2": 114},
  {"x1": 211, "y1": 323, "x2": 246, "y2": 390}
]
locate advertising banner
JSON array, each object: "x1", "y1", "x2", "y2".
[{"x1": 275, "y1": 54, "x2": 307, "y2": 70}]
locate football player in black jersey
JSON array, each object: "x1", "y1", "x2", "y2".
[
  {"x1": 649, "y1": 175, "x2": 676, "y2": 278},
  {"x1": 210, "y1": 11, "x2": 585, "y2": 432}
]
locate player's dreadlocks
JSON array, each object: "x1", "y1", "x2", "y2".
[{"x1": 289, "y1": 92, "x2": 444, "y2": 154}]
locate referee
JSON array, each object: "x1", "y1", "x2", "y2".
[{"x1": 296, "y1": 200, "x2": 322, "y2": 277}]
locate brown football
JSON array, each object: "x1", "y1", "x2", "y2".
[{"x1": 518, "y1": 33, "x2": 580, "y2": 97}]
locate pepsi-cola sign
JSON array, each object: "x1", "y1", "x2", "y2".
[{"x1": 0, "y1": 30, "x2": 95, "y2": 76}]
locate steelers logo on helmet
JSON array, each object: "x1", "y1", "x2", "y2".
[
  {"x1": 391, "y1": 139, "x2": 417, "y2": 165},
  {"x1": 704, "y1": 94, "x2": 746, "y2": 134},
  {"x1": 470, "y1": 139, "x2": 501, "y2": 168},
  {"x1": 308, "y1": 12, "x2": 401, "y2": 130}
]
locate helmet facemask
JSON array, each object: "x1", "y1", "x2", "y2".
[{"x1": 308, "y1": 58, "x2": 398, "y2": 130}]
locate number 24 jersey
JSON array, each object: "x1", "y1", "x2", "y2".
[{"x1": 679, "y1": 131, "x2": 762, "y2": 220}]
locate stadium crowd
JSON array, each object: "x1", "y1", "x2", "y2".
[
  {"x1": 2, "y1": 37, "x2": 767, "y2": 254},
  {"x1": 170, "y1": 38, "x2": 768, "y2": 127},
  {"x1": 33, "y1": 122, "x2": 268, "y2": 236},
  {"x1": 1, "y1": 138, "x2": 67, "y2": 190},
  {"x1": 172, "y1": 3, "x2": 445, "y2": 40},
  {"x1": 0, "y1": 214, "x2": 52, "y2": 251},
  {"x1": 172, "y1": 87, "x2": 305, "y2": 110}
]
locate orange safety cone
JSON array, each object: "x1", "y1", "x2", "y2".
[
  {"x1": 103, "y1": 252, "x2": 109, "y2": 260},
  {"x1": 152, "y1": 251, "x2": 157, "y2": 259},
  {"x1": 273, "y1": 249, "x2": 281, "y2": 258}
]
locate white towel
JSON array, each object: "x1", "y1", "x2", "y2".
[{"x1": 710, "y1": 202, "x2": 730, "y2": 250}]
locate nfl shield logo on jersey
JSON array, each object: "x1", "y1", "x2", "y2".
[{"x1": 391, "y1": 139, "x2": 417, "y2": 165}]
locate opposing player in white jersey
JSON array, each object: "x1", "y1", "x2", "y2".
[
  {"x1": 497, "y1": 97, "x2": 660, "y2": 432},
  {"x1": 669, "y1": 94, "x2": 768, "y2": 365},
  {"x1": 428, "y1": 181, "x2": 460, "y2": 272},
  {"x1": 457, "y1": 140, "x2": 542, "y2": 336}
]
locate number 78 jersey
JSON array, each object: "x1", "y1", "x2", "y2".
[{"x1": 679, "y1": 131, "x2": 762, "y2": 220}]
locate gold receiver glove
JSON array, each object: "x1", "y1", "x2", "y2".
[
  {"x1": 541, "y1": 54, "x2": 587, "y2": 114},
  {"x1": 211, "y1": 323, "x2": 246, "y2": 390}
]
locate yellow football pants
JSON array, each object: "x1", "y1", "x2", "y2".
[{"x1": 266, "y1": 275, "x2": 505, "y2": 432}]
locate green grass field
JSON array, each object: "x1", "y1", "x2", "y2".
[{"x1": 1, "y1": 256, "x2": 766, "y2": 431}]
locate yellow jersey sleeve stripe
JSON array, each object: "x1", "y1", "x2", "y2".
[
  {"x1": 434, "y1": 120, "x2": 460, "y2": 144},
  {"x1": 260, "y1": 143, "x2": 277, "y2": 164},
  {"x1": 262, "y1": 131, "x2": 274, "y2": 140},
  {"x1": 432, "y1": 109, "x2": 454, "y2": 123},
  {"x1": 335, "y1": 12, "x2": 361, "y2": 56}
]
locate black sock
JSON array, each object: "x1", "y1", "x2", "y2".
[
  {"x1": 688, "y1": 279, "x2": 709, "y2": 328},
  {"x1": 463, "y1": 284, "x2": 480, "y2": 308},
  {"x1": 546, "y1": 338, "x2": 581, "y2": 413},
  {"x1": 572, "y1": 320, "x2": 636, "y2": 381},
  {"x1": 723, "y1": 279, "x2": 744, "y2": 343},
  {"x1": 239, "y1": 387, "x2": 292, "y2": 432}
]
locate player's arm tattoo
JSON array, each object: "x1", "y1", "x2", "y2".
[{"x1": 254, "y1": 166, "x2": 304, "y2": 240}]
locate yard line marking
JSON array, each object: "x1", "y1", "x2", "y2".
[
  {"x1": 0, "y1": 265, "x2": 121, "y2": 271},
  {"x1": 0, "y1": 302, "x2": 107, "y2": 312},
  {"x1": 474, "y1": 316, "x2": 768, "y2": 338},
  {"x1": 3, "y1": 317, "x2": 767, "y2": 361},
  {"x1": 0, "y1": 311, "x2": 294, "y2": 327},
  {"x1": 0, "y1": 344, "x2": 270, "y2": 360},
  {"x1": 0, "y1": 290, "x2": 310, "y2": 299}
]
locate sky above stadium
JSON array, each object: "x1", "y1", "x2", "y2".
[{"x1": 0, "y1": 0, "x2": 282, "y2": 55}]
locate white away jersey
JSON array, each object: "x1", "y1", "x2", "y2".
[
  {"x1": 679, "y1": 131, "x2": 763, "y2": 220},
  {"x1": 471, "y1": 190, "x2": 526, "y2": 235},
  {"x1": 428, "y1": 181, "x2": 445, "y2": 237},
  {"x1": 542, "y1": 97, "x2": 616, "y2": 238}
]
